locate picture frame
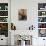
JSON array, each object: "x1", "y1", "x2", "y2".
[{"x1": 18, "y1": 9, "x2": 27, "y2": 21}]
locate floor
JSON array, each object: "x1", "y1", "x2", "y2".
[{"x1": 0, "y1": 45, "x2": 8, "y2": 46}]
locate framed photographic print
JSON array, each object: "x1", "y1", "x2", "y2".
[{"x1": 18, "y1": 9, "x2": 27, "y2": 21}]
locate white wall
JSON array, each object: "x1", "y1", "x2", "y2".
[
  {"x1": 11, "y1": 0, "x2": 46, "y2": 46},
  {"x1": 11, "y1": 0, "x2": 38, "y2": 45},
  {"x1": 11, "y1": 0, "x2": 38, "y2": 30}
]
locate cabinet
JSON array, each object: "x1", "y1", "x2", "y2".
[
  {"x1": 0, "y1": 0, "x2": 11, "y2": 45},
  {"x1": 0, "y1": 3, "x2": 8, "y2": 37},
  {"x1": 0, "y1": 35, "x2": 8, "y2": 45},
  {"x1": 38, "y1": 3, "x2": 46, "y2": 37}
]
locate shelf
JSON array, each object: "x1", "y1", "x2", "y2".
[
  {"x1": 0, "y1": 16, "x2": 8, "y2": 17},
  {"x1": 38, "y1": 22, "x2": 46, "y2": 23},
  {"x1": 38, "y1": 28, "x2": 46, "y2": 29},
  {"x1": 0, "y1": 22, "x2": 8, "y2": 23},
  {"x1": 0, "y1": 10, "x2": 8, "y2": 11},
  {"x1": 38, "y1": 10, "x2": 46, "y2": 11},
  {"x1": 38, "y1": 3, "x2": 46, "y2": 37},
  {"x1": 38, "y1": 16, "x2": 46, "y2": 17}
]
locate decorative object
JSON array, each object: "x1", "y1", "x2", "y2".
[
  {"x1": 38, "y1": 17, "x2": 46, "y2": 22},
  {"x1": 15, "y1": 35, "x2": 32, "y2": 46},
  {"x1": 0, "y1": 11, "x2": 8, "y2": 16},
  {"x1": 29, "y1": 25, "x2": 35, "y2": 30},
  {"x1": 42, "y1": 12, "x2": 45, "y2": 15},
  {"x1": 40, "y1": 8, "x2": 44, "y2": 10},
  {"x1": 0, "y1": 3, "x2": 8, "y2": 10},
  {"x1": 11, "y1": 23, "x2": 16, "y2": 30},
  {"x1": 0, "y1": 6, "x2": 1, "y2": 10},
  {"x1": 19, "y1": 35, "x2": 32, "y2": 45},
  {"x1": 18, "y1": 9, "x2": 27, "y2": 20},
  {"x1": 38, "y1": 23, "x2": 46, "y2": 28},
  {"x1": 5, "y1": 6, "x2": 8, "y2": 10},
  {"x1": 0, "y1": 17, "x2": 8, "y2": 22},
  {"x1": 39, "y1": 29, "x2": 46, "y2": 37},
  {"x1": 38, "y1": 3, "x2": 46, "y2": 10},
  {"x1": 38, "y1": 11, "x2": 46, "y2": 16},
  {"x1": 0, "y1": 23, "x2": 8, "y2": 37}
]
